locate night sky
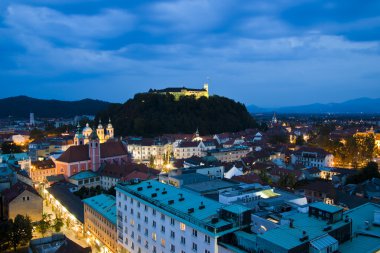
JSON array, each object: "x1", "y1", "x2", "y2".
[{"x1": 0, "y1": 0, "x2": 379, "y2": 107}]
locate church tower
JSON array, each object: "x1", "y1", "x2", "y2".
[
  {"x1": 97, "y1": 120, "x2": 105, "y2": 143},
  {"x1": 89, "y1": 129, "x2": 101, "y2": 171},
  {"x1": 106, "y1": 118, "x2": 114, "y2": 139},
  {"x1": 74, "y1": 123, "x2": 84, "y2": 145}
]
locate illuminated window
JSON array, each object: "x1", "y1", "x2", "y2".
[
  {"x1": 180, "y1": 223, "x2": 186, "y2": 231},
  {"x1": 161, "y1": 239, "x2": 166, "y2": 247}
]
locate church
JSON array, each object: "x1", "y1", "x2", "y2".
[
  {"x1": 74, "y1": 119, "x2": 114, "y2": 145},
  {"x1": 54, "y1": 119, "x2": 128, "y2": 178}
]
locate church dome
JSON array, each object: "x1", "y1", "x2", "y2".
[
  {"x1": 97, "y1": 120, "x2": 103, "y2": 129},
  {"x1": 107, "y1": 118, "x2": 113, "y2": 129},
  {"x1": 82, "y1": 123, "x2": 93, "y2": 137}
]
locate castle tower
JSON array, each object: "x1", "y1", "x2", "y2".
[
  {"x1": 97, "y1": 120, "x2": 105, "y2": 143},
  {"x1": 203, "y1": 83, "x2": 209, "y2": 92},
  {"x1": 106, "y1": 118, "x2": 114, "y2": 139},
  {"x1": 89, "y1": 129, "x2": 101, "y2": 171}
]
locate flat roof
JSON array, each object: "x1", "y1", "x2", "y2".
[
  {"x1": 69, "y1": 170, "x2": 98, "y2": 181},
  {"x1": 82, "y1": 194, "x2": 116, "y2": 225},
  {"x1": 116, "y1": 180, "x2": 244, "y2": 237},
  {"x1": 309, "y1": 202, "x2": 343, "y2": 213},
  {"x1": 183, "y1": 179, "x2": 238, "y2": 193},
  {"x1": 339, "y1": 203, "x2": 380, "y2": 253},
  {"x1": 257, "y1": 212, "x2": 348, "y2": 250}
]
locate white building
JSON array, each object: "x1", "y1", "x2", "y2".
[
  {"x1": 291, "y1": 147, "x2": 334, "y2": 168},
  {"x1": 116, "y1": 180, "x2": 251, "y2": 253},
  {"x1": 173, "y1": 141, "x2": 203, "y2": 159}
]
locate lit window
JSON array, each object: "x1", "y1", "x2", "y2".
[{"x1": 180, "y1": 223, "x2": 186, "y2": 231}]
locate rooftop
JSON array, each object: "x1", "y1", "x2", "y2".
[
  {"x1": 309, "y1": 202, "x2": 343, "y2": 213},
  {"x1": 69, "y1": 170, "x2": 98, "y2": 181},
  {"x1": 116, "y1": 180, "x2": 247, "y2": 236},
  {"x1": 82, "y1": 194, "x2": 116, "y2": 225}
]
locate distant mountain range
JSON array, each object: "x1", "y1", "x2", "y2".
[
  {"x1": 248, "y1": 97, "x2": 380, "y2": 114},
  {"x1": 0, "y1": 96, "x2": 116, "y2": 118}
]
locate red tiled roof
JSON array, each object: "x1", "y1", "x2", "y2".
[
  {"x1": 122, "y1": 170, "x2": 157, "y2": 181},
  {"x1": 231, "y1": 173, "x2": 263, "y2": 184},
  {"x1": 100, "y1": 141, "x2": 128, "y2": 158},
  {"x1": 32, "y1": 159, "x2": 55, "y2": 169},
  {"x1": 56, "y1": 145, "x2": 89, "y2": 163},
  {"x1": 2, "y1": 182, "x2": 41, "y2": 204},
  {"x1": 178, "y1": 141, "x2": 200, "y2": 148},
  {"x1": 56, "y1": 141, "x2": 128, "y2": 163}
]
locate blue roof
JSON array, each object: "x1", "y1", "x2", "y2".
[
  {"x1": 116, "y1": 180, "x2": 245, "y2": 237},
  {"x1": 1, "y1": 153, "x2": 29, "y2": 161},
  {"x1": 69, "y1": 170, "x2": 98, "y2": 181},
  {"x1": 309, "y1": 202, "x2": 343, "y2": 213},
  {"x1": 82, "y1": 194, "x2": 116, "y2": 225}
]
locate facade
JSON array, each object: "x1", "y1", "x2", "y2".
[
  {"x1": 30, "y1": 159, "x2": 56, "y2": 183},
  {"x1": 83, "y1": 194, "x2": 118, "y2": 253},
  {"x1": 149, "y1": 84, "x2": 209, "y2": 100},
  {"x1": 291, "y1": 147, "x2": 334, "y2": 168},
  {"x1": 74, "y1": 120, "x2": 115, "y2": 145},
  {"x1": 173, "y1": 141, "x2": 202, "y2": 159},
  {"x1": 204, "y1": 146, "x2": 251, "y2": 163},
  {"x1": 1, "y1": 181, "x2": 43, "y2": 221},
  {"x1": 127, "y1": 137, "x2": 172, "y2": 166},
  {"x1": 116, "y1": 180, "x2": 251, "y2": 253},
  {"x1": 68, "y1": 170, "x2": 101, "y2": 189}
]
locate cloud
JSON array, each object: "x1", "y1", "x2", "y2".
[{"x1": 5, "y1": 4, "x2": 135, "y2": 46}]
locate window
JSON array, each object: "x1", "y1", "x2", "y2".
[
  {"x1": 161, "y1": 214, "x2": 165, "y2": 220},
  {"x1": 170, "y1": 231, "x2": 175, "y2": 238},
  {"x1": 161, "y1": 239, "x2": 166, "y2": 247},
  {"x1": 130, "y1": 208, "x2": 134, "y2": 215},
  {"x1": 205, "y1": 235, "x2": 210, "y2": 244},
  {"x1": 170, "y1": 218, "x2": 175, "y2": 225},
  {"x1": 180, "y1": 223, "x2": 186, "y2": 231},
  {"x1": 137, "y1": 212, "x2": 141, "y2": 219},
  {"x1": 192, "y1": 243, "x2": 197, "y2": 251},
  {"x1": 153, "y1": 209, "x2": 156, "y2": 216},
  {"x1": 152, "y1": 232, "x2": 157, "y2": 241},
  {"x1": 145, "y1": 216, "x2": 148, "y2": 223},
  {"x1": 192, "y1": 229, "x2": 197, "y2": 237},
  {"x1": 153, "y1": 246, "x2": 157, "y2": 253},
  {"x1": 161, "y1": 226, "x2": 165, "y2": 233},
  {"x1": 152, "y1": 221, "x2": 156, "y2": 227},
  {"x1": 170, "y1": 244, "x2": 175, "y2": 252},
  {"x1": 138, "y1": 224, "x2": 141, "y2": 231},
  {"x1": 144, "y1": 228, "x2": 148, "y2": 236},
  {"x1": 205, "y1": 250, "x2": 210, "y2": 253},
  {"x1": 180, "y1": 236, "x2": 186, "y2": 245}
]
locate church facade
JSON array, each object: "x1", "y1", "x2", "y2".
[{"x1": 55, "y1": 120, "x2": 128, "y2": 178}]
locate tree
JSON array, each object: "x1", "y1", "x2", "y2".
[
  {"x1": 29, "y1": 128, "x2": 44, "y2": 141},
  {"x1": 295, "y1": 135, "x2": 305, "y2": 146},
  {"x1": 149, "y1": 155, "x2": 155, "y2": 169},
  {"x1": 361, "y1": 162, "x2": 379, "y2": 179},
  {"x1": 52, "y1": 217, "x2": 64, "y2": 233},
  {"x1": 36, "y1": 213, "x2": 51, "y2": 237},
  {"x1": 0, "y1": 220, "x2": 11, "y2": 250},
  {"x1": 8, "y1": 215, "x2": 33, "y2": 251},
  {"x1": 0, "y1": 141, "x2": 23, "y2": 154}
]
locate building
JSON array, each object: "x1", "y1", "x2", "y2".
[
  {"x1": 45, "y1": 182, "x2": 84, "y2": 235},
  {"x1": 54, "y1": 136, "x2": 128, "y2": 178},
  {"x1": 116, "y1": 180, "x2": 251, "y2": 253},
  {"x1": 127, "y1": 137, "x2": 172, "y2": 167},
  {"x1": 28, "y1": 233, "x2": 91, "y2": 253},
  {"x1": 149, "y1": 84, "x2": 209, "y2": 100},
  {"x1": 1, "y1": 181, "x2": 43, "y2": 221},
  {"x1": 204, "y1": 146, "x2": 251, "y2": 163},
  {"x1": 83, "y1": 194, "x2": 117, "y2": 253},
  {"x1": 68, "y1": 170, "x2": 101, "y2": 189},
  {"x1": 0, "y1": 163, "x2": 17, "y2": 191},
  {"x1": 291, "y1": 147, "x2": 334, "y2": 168},
  {"x1": 173, "y1": 141, "x2": 203, "y2": 159},
  {"x1": 74, "y1": 120, "x2": 114, "y2": 145},
  {"x1": 30, "y1": 159, "x2": 56, "y2": 183}
]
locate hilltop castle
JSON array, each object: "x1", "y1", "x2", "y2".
[{"x1": 149, "y1": 83, "x2": 209, "y2": 100}]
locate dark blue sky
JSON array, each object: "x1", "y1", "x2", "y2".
[{"x1": 0, "y1": 0, "x2": 379, "y2": 107}]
